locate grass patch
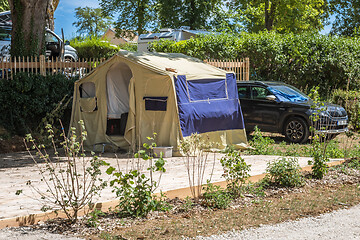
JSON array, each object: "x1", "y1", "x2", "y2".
[{"x1": 245, "y1": 132, "x2": 360, "y2": 159}]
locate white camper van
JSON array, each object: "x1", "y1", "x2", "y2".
[{"x1": 137, "y1": 26, "x2": 211, "y2": 52}]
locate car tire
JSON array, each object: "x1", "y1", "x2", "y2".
[{"x1": 284, "y1": 117, "x2": 309, "y2": 144}]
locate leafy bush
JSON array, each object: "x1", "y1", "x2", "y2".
[
  {"x1": 70, "y1": 36, "x2": 120, "y2": 59},
  {"x1": 150, "y1": 32, "x2": 360, "y2": 97},
  {"x1": 333, "y1": 89, "x2": 360, "y2": 131},
  {"x1": 107, "y1": 136, "x2": 169, "y2": 218},
  {"x1": 202, "y1": 181, "x2": 231, "y2": 209},
  {"x1": 0, "y1": 73, "x2": 76, "y2": 135},
  {"x1": 119, "y1": 43, "x2": 137, "y2": 52},
  {"x1": 86, "y1": 209, "x2": 106, "y2": 228},
  {"x1": 264, "y1": 157, "x2": 304, "y2": 188},
  {"x1": 220, "y1": 146, "x2": 251, "y2": 196},
  {"x1": 249, "y1": 126, "x2": 276, "y2": 155}
]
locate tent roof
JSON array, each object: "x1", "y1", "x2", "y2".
[{"x1": 115, "y1": 50, "x2": 228, "y2": 80}]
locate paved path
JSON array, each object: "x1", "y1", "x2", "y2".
[{"x1": 0, "y1": 150, "x2": 330, "y2": 220}]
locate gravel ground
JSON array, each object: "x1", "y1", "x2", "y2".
[
  {"x1": 2, "y1": 204, "x2": 360, "y2": 239},
  {"x1": 197, "y1": 204, "x2": 360, "y2": 240},
  {"x1": 0, "y1": 226, "x2": 83, "y2": 240}
]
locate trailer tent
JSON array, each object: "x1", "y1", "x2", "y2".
[{"x1": 70, "y1": 51, "x2": 248, "y2": 154}]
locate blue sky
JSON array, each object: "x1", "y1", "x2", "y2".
[
  {"x1": 54, "y1": 0, "x2": 100, "y2": 38},
  {"x1": 54, "y1": 0, "x2": 333, "y2": 39}
]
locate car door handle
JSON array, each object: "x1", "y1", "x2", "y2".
[{"x1": 279, "y1": 108, "x2": 285, "y2": 111}]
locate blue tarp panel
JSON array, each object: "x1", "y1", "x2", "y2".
[{"x1": 174, "y1": 73, "x2": 245, "y2": 137}]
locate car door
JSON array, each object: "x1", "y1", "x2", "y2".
[
  {"x1": 248, "y1": 86, "x2": 282, "y2": 132},
  {"x1": 45, "y1": 31, "x2": 61, "y2": 59},
  {"x1": 237, "y1": 85, "x2": 252, "y2": 130}
]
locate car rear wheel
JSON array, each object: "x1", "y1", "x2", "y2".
[{"x1": 284, "y1": 117, "x2": 309, "y2": 143}]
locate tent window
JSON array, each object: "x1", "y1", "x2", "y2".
[
  {"x1": 186, "y1": 79, "x2": 228, "y2": 102},
  {"x1": 143, "y1": 97, "x2": 168, "y2": 111},
  {"x1": 79, "y1": 82, "x2": 96, "y2": 98}
]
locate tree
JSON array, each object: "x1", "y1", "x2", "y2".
[
  {"x1": 73, "y1": 7, "x2": 112, "y2": 37},
  {"x1": 232, "y1": 0, "x2": 329, "y2": 33},
  {"x1": 46, "y1": 0, "x2": 59, "y2": 30},
  {"x1": 8, "y1": 0, "x2": 50, "y2": 57},
  {"x1": 330, "y1": 0, "x2": 360, "y2": 36},
  {"x1": 100, "y1": 0, "x2": 154, "y2": 39},
  {"x1": 0, "y1": 0, "x2": 10, "y2": 12},
  {"x1": 156, "y1": 0, "x2": 223, "y2": 30}
]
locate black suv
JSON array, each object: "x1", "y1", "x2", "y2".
[{"x1": 237, "y1": 81, "x2": 348, "y2": 143}]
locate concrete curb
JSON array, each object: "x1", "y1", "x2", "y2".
[{"x1": 0, "y1": 160, "x2": 345, "y2": 229}]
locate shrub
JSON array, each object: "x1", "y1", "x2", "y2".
[
  {"x1": 23, "y1": 121, "x2": 107, "y2": 223},
  {"x1": 220, "y1": 146, "x2": 251, "y2": 196},
  {"x1": 202, "y1": 181, "x2": 231, "y2": 209},
  {"x1": 179, "y1": 133, "x2": 215, "y2": 200},
  {"x1": 308, "y1": 86, "x2": 330, "y2": 179},
  {"x1": 119, "y1": 42, "x2": 137, "y2": 52},
  {"x1": 249, "y1": 126, "x2": 276, "y2": 155},
  {"x1": 70, "y1": 36, "x2": 120, "y2": 59},
  {"x1": 332, "y1": 89, "x2": 360, "y2": 131},
  {"x1": 150, "y1": 32, "x2": 360, "y2": 98},
  {"x1": 264, "y1": 157, "x2": 303, "y2": 188},
  {"x1": 107, "y1": 136, "x2": 169, "y2": 218},
  {"x1": 0, "y1": 73, "x2": 76, "y2": 135}
]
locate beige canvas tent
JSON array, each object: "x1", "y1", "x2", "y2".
[{"x1": 70, "y1": 50, "x2": 247, "y2": 154}]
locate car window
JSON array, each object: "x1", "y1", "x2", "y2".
[
  {"x1": 251, "y1": 86, "x2": 272, "y2": 100},
  {"x1": 268, "y1": 85, "x2": 308, "y2": 102},
  {"x1": 45, "y1": 32, "x2": 59, "y2": 43},
  {"x1": 238, "y1": 86, "x2": 250, "y2": 99}
]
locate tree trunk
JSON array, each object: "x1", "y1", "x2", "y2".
[
  {"x1": 9, "y1": 0, "x2": 49, "y2": 57},
  {"x1": 264, "y1": 0, "x2": 276, "y2": 31},
  {"x1": 46, "y1": 0, "x2": 59, "y2": 30}
]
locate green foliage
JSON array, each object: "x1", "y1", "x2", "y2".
[
  {"x1": 0, "y1": 73, "x2": 76, "y2": 136},
  {"x1": 220, "y1": 146, "x2": 251, "y2": 196},
  {"x1": 100, "y1": 0, "x2": 152, "y2": 39},
  {"x1": 330, "y1": 0, "x2": 360, "y2": 36},
  {"x1": 180, "y1": 196, "x2": 194, "y2": 212},
  {"x1": 108, "y1": 169, "x2": 169, "y2": 217},
  {"x1": 0, "y1": 0, "x2": 9, "y2": 12},
  {"x1": 155, "y1": 0, "x2": 223, "y2": 30},
  {"x1": 241, "y1": 182, "x2": 266, "y2": 197},
  {"x1": 249, "y1": 126, "x2": 276, "y2": 155},
  {"x1": 333, "y1": 89, "x2": 360, "y2": 131},
  {"x1": 346, "y1": 158, "x2": 360, "y2": 170},
  {"x1": 150, "y1": 32, "x2": 360, "y2": 97},
  {"x1": 119, "y1": 43, "x2": 137, "y2": 52},
  {"x1": 232, "y1": 0, "x2": 328, "y2": 33},
  {"x1": 86, "y1": 209, "x2": 106, "y2": 228},
  {"x1": 308, "y1": 86, "x2": 329, "y2": 179},
  {"x1": 107, "y1": 136, "x2": 169, "y2": 218},
  {"x1": 70, "y1": 36, "x2": 120, "y2": 59},
  {"x1": 264, "y1": 157, "x2": 304, "y2": 188},
  {"x1": 202, "y1": 181, "x2": 231, "y2": 209},
  {"x1": 73, "y1": 7, "x2": 113, "y2": 37},
  {"x1": 24, "y1": 121, "x2": 108, "y2": 223}
]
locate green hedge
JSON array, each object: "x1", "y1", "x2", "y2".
[
  {"x1": 0, "y1": 73, "x2": 76, "y2": 135},
  {"x1": 333, "y1": 89, "x2": 360, "y2": 130},
  {"x1": 150, "y1": 32, "x2": 360, "y2": 97},
  {"x1": 70, "y1": 36, "x2": 120, "y2": 59}
]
